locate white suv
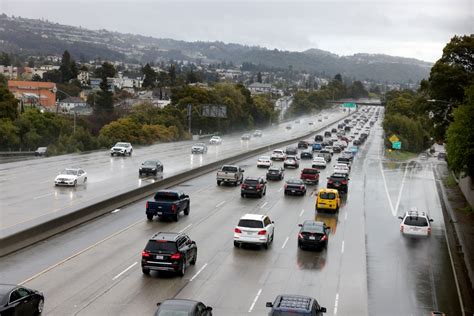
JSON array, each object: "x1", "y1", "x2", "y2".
[
  {"x1": 271, "y1": 149, "x2": 286, "y2": 161},
  {"x1": 257, "y1": 156, "x2": 273, "y2": 168},
  {"x1": 234, "y1": 214, "x2": 275, "y2": 249},
  {"x1": 110, "y1": 142, "x2": 133, "y2": 156},
  {"x1": 398, "y1": 209, "x2": 433, "y2": 237}
]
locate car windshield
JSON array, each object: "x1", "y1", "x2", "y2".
[
  {"x1": 154, "y1": 192, "x2": 179, "y2": 201},
  {"x1": 302, "y1": 169, "x2": 318, "y2": 174},
  {"x1": 143, "y1": 161, "x2": 157, "y2": 166},
  {"x1": 303, "y1": 223, "x2": 325, "y2": 233},
  {"x1": 238, "y1": 219, "x2": 264, "y2": 228},
  {"x1": 287, "y1": 180, "x2": 302, "y2": 184},
  {"x1": 156, "y1": 310, "x2": 189, "y2": 316},
  {"x1": 222, "y1": 166, "x2": 238, "y2": 172},
  {"x1": 273, "y1": 151, "x2": 283, "y2": 154},
  {"x1": 404, "y1": 216, "x2": 429, "y2": 227},
  {"x1": 244, "y1": 179, "x2": 258, "y2": 185},
  {"x1": 60, "y1": 169, "x2": 78, "y2": 175},
  {"x1": 320, "y1": 192, "x2": 336, "y2": 199},
  {"x1": 269, "y1": 169, "x2": 279, "y2": 174},
  {"x1": 116, "y1": 143, "x2": 129, "y2": 147},
  {"x1": 194, "y1": 143, "x2": 205, "y2": 147},
  {"x1": 146, "y1": 240, "x2": 178, "y2": 253}
]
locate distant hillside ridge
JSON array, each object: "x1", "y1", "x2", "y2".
[{"x1": 0, "y1": 14, "x2": 432, "y2": 83}]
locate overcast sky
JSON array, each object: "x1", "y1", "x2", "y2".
[{"x1": 1, "y1": 0, "x2": 472, "y2": 62}]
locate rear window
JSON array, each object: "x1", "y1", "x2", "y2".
[
  {"x1": 303, "y1": 224, "x2": 325, "y2": 234},
  {"x1": 319, "y1": 192, "x2": 336, "y2": 200},
  {"x1": 244, "y1": 179, "x2": 258, "y2": 185},
  {"x1": 145, "y1": 240, "x2": 177, "y2": 253},
  {"x1": 222, "y1": 166, "x2": 238, "y2": 172},
  {"x1": 404, "y1": 216, "x2": 428, "y2": 227},
  {"x1": 338, "y1": 158, "x2": 350, "y2": 163},
  {"x1": 154, "y1": 192, "x2": 179, "y2": 201},
  {"x1": 238, "y1": 219, "x2": 264, "y2": 228},
  {"x1": 302, "y1": 169, "x2": 318, "y2": 174}
]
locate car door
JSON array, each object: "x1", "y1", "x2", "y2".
[
  {"x1": 8, "y1": 288, "x2": 32, "y2": 315},
  {"x1": 78, "y1": 170, "x2": 85, "y2": 183},
  {"x1": 178, "y1": 237, "x2": 190, "y2": 266},
  {"x1": 264, "y1": 216, "x2": 274, "y2": 238}
]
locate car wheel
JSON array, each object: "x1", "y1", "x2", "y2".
[
  {"x1": 173, "y1": 213, "x2": 179, "y2": 222},
  {"x1": 234, "y1": 241, "x2": 240, "y2": 248},
  {"x1": 154, "y1": 171, "x2": 157, "y2": 176},
  {"x1": 142, "y1": 268, "x2": 150, "y2": 275},
  {"x1": 263, "y1": 188, "x2": 266, "y2": 196},
  {"x1": 178, "y1": 261, "x2": 186, "y2": 276},
  {"x1": 35, "y1": 298, "x2": 44, "y2": 315},
  {"x1": 129, "y1": 150, "x2": 133, "y2": 156},
  {"x1": 84, "y1": 177, "x2": 87, "y2": 183},
  {"x1": 259, "y1": 192, "x2": 263, "y2": 198},
  {"x1": 303, "y1": 190, "x2": 306, "y2": 196},
  {"x1": 217, "y1": 180, "x2": 221, "y2": 186},
  {"x1": 146, "y1": 214, "x2": 153, "y2": 221},
  {"x1": 263, "y1": 240, "x2": 269, "y2": 249},
  {"x1": 184, "y1": 204, "x2": 190, "y2": 216},
  {"x1": 284, "y1": 191, "x2": 287, "y2": 195},
  {"x1": 241, "y1": 193, "x2": 245, "y2": 198},
  {"x1": 190, "y1": 252, "x2": 197, "y2": 265},
  {"x1": 73, "y1": 180, "x2": 77, "y2": 187}
]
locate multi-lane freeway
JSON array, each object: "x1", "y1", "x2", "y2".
[{"x1": 0, "y1": 106, "x2": 462, "y2": 315}]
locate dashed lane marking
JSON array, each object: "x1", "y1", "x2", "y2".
[
  {"x1": 248, "y1": 288, "x2": 262, "y2": 313},
  {"x1": 112, "y1": 262, "x2": 137, "y2": 281},
  {"x1": 341, "y1": 241, "x2": 345, "y2": 254},
  {"x1": 299, "y1": 209, "x2": 305, "y2": 217},
  {"x1": 260, "y1": 201, "x2": 268, "y2": 209},
  {"x1": 179, "y1": 224, "x2": 193, "y2": 233},
  {"x1": 281, "y1": 236, "x2": 289, "y2": 249},
  {"x1": 215, "y1": 201, "x2": 226, "y2": 208},
  {"x1": 190, "y1": 263, "x2": 208, "y2": 282}
]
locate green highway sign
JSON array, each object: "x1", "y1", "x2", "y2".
[
  {"x1": 342, "y1": 102, "x2": 357, "y2": 108},
  {"x1": 392, "y1": 141, "x2": 401, "y2": 150}
]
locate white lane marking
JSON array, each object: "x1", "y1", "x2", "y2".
[
  {"x1": 112, "y1": 262, "x2": 137, "y2": 281},
  {"x1": 379, "y1": 162, "x2": 396, "y2": 216},
  {"x1": 394, "y1": 165, "x2": 409, "y2": 214},
  {"x1": 260, "y1": 201, "x2": 268, "y2": 209},
  {"x1": 33, "y1": 192, "x2": 53, "y2": 200},
  {"x1": 299, "y1": 209, "x2": 305, "y2": 217},
  {"x1": 281, "y1": 236, "x2": 289, "y2": 249},
  {"x1": 341, "y1": 241, "x2": 345, "y2": 254},
  {"x1": 111, "y1": 208, "x2": 121, "y2": 213},
  {"x1": 278, "y1": 187, "x2": 283, "y2": 192},
  {"x1": 334, "y1": 293, "x2": 339, "y2": 315},
  {"x1": 248, "y1": 288, "x2": 262, "y2": 313},
  {"x1": 190, "y1": 263, "x2": 208, "y2": 282},
  {"x1": 20, "y1": 218, "x2": 144, "y2": 285},
  {"x1": 179, "y1": 224, "x2": 193, "y2": 233},
  {"x1": 215, "y1": 200, "x2": 226, "y2": 208},
  {"x1": 344, "y1": 212, "x2": 348, "y2": 220}
]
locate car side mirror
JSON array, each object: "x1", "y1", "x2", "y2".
[
  {"x1": 429, "y1": 219, "x2": 434, "y2": 222},
  {"x1": 241, "y1": 169, "x2": 245, "y2": 172},
  {"x1": 326, "y1": 226, "x2": 331, "y2": 230},
  {"x1": 398, "y1": 216, "x2": 404, "y2": 220},
  {"x1": 266, "y1": 302, "x2": 273, "y2": 308},
  {"x1": 298, "y1": 224, "x2": 303, "y2": 227},
  {"x1": 271, "y1": 221, "x2": 275, "y2": 224},
  {"x1": 192, "y1": 240, "x2": 196, "y2": 245},
  {"x1": 205, "y1": 307, "x2": 213, "y2": 311},
  {"x1": 320, "y1": 307, "x2": 327, "y2": 313},
  {"x1": 156, "y1": 302, "x2": 162, "y2": 307}
]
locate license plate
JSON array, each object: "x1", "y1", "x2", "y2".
[
  {"x1": 334, "y1": 183, "x2": 340, "y2": 186},
  {"x1": 291, "y1": 190, "x2": 295, "y2": 193},
  {"x1": 156, "y1": 255, "x2": 163, "y2": 260},
  {"x1": 309, "y1": 236, "x2": 316, "y2": 240},
  {"x1": 248, "y1": 187, "x2": 254, "y2": 189},
  {"x1": 157, "y1": 212, "x2": 163, "y2": 215}
]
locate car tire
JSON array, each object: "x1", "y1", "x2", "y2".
[
  {"x1": 142, "y1": 268, "x2": 150, "y2": 275},
  {"x1": 154, "y1": 171, "x2": 157, "y2": 176},
  {"x1": 217, "y1": 180, "x2": 221, "y2": 186},
  {"x1": 190, "y1": 252, "x2": 197, "y2": 265},
  {"x1": 263, "y1": 240, "x2": 269, "y2": 249},
  {"x1": 178, "y1": 261, "x2": 186, "y2": 277},
  {"x1": 146, "y1": 214, "x2": 153, "y2": 221},
  {"x1": 263, "y1": 188, "x2": 266, "y2": 196},
  {"x1": 241, "y1": 193, "x2": 245, "y2": 198},
  {"x1": 173, "y1": 213, "x2": 179, "y2": 222},
  {"x1": 259, "y1": 192, "x2": 263, "y2": 198},
  {"x1": 234, "y1": 241, "x2": 240, "y2": 248},
  {"x1": 84, "y1": 177, "x2": 87, "y2": 183},
  {"x1": 129, "y1": 150, "x2": 133, "y2": 156},
  {"x1": 303, "y1": 190, "x2": 306, "y2": 196},
  {"x1": 73, "y1": 180, "x2": 77, "y2": 187},
  {"x1": 35, "y1": 298, "x2": 44, "y2": 315},
  {"x1": 184, "y1": 204, "x2": 190, "y2": 216}
]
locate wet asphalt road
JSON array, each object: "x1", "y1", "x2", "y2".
[
  {"x1": 0, "y1": 107, "x2": 461, "y2": 315},
  {"x1": 0, "y1": 108, "x2": 345, "y2": 236}
]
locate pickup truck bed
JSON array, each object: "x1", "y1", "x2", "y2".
[{"x1": 146, "y1": 190, "x2": 190, "y2": 222}]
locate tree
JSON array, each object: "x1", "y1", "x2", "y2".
[
  {"x1": 43, "y1": 70, "x2": 62, "y2": 83},
  {"x1": 59, "y1": 50, "x2": 79, "y2": 83},
  {"x1": 168, "y1": 64, "x2": 177, "y2": 86},
  {"x1": 334, "y1": 73, "x2": 343, "y2": 82},
  {"x1": 257, "y1": 72, "x2": 262, "y2": 83},
  {"x1": 142, "y1": 63, "x2": 157, "y2": 88},
  {"x1": 31, "y1": 74, "x2": 42, "y2": 81},
  {"x1": 0, "y1": 52, "x2": 11, "y2": 66},
  {"x1": 0, "y1": 83, "x2": 19, "y2": 121},
  {"x1": 94, "y1": 62, "x2": 116, "y2": 114},
  {"x1": 446, "y1": 83, "x2": 474, "y2": 178}
]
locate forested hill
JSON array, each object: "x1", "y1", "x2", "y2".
[{"x1": 0, "y1": 14, "x2": 431, "y2": 83}]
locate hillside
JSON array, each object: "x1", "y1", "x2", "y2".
[{"x1": 0, "y1": 14, "x2": 432, "y2": 83}]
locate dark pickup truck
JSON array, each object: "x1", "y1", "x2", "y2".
[
  {"x1": 146, "y1": 190, "x2": 190, "y2": 222},
  {"x1": 300, "y1": 168, "x2": 320, "y2": 184}
]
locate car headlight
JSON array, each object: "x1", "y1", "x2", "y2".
[{"x1": 139, "y1": 167, "x2": 143, "y2": 170}]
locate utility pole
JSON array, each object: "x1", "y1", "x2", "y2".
[{"x1": 187, "y1": 104, "x2": 192, "y2": 134}]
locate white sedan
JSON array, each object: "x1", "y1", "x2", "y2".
[
  {"x1": 311, "y1": 157, "x2": 327, "y2": 169},
  {"x1": 54, "y1": 168, "x2": 87, "y2": 186},
  {"x1": 209, "y1": 136, "x2": 222, "y2": 145},
  {"x1": 334, "y1": 163, "x2": 350, "y2": 174},
  {"x1": 257, "y1": 156, "x2": 273, "y2": 168}
]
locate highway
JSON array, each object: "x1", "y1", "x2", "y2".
[
  {"x1": 0, "y1": 107, "x2": 462, "y2": 315},
  {"x1": 0, "y1": 108, "x2": 345, "y2": 237}
]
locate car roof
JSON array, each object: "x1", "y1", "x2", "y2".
[
  {"x1": 245, "y1": 176, "x2": 262, "y2": 181},
  {"x1": 160, "y1": 298, "x2": 199, "y2": 310},
  {"x1": 302, "y1": 220, "x2": 324, "y2": 227},
  {"x1": 313, "y1": 157, "x2": 325, "y2": 160},
  {"x1": 404, "y1": 210, "x2": 428, "y2": 218},
  {"x1": 240, "y1": 213, "x2": 266, "y2": 221},
  {"x1": 319, "y1": 188, "x2": 339, "y2": 194},
  {"x1": 286, "y1": 179, "x2": 303, "y2": 183},
  {"x1": 150, "y1": 232, "x2": 184, "y2": 242},
  {"x1": 273, "y1": 295, "x2": 314, "y2": 311}
]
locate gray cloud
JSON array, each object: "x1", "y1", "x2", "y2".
[{"x1": 1, "y1": 0, "x2": 472, "y2": 62}]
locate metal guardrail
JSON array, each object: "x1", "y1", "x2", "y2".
[{"x1": 0, "y1": 111, "x2": 357, "y2": 257}]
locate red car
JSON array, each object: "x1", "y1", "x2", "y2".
[{"x1": 300, "y1": 168, "x2": 320, "y2": 184}]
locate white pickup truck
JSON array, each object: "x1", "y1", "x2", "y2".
[{"x1": 216, "y1": 165, "x2": 244, "y2": 186}]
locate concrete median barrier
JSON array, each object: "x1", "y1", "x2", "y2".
[{"x1": 0, "y1": 110, "x2": 357, "y2": 256}]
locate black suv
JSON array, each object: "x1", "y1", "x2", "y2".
[
  {"x1": 139, "y1": 160, "x2": 164, "y2": 176},
  {"x1": 141, "y1": 232, "x2": 197, "y2": 277},
  {"x1": 241, "y1": 176, "x2": 267, "y2": 198},
  {"x1": 327, "y1": 172, "x2": 350, "y2": 193},
  {"x1": 314, "y1": 135, "x2": 323, "y2": 142},
  {"x1": 266, "y1": 295, "x2": 327, "y2": 315},
  {"x1": 285, "y1": 146, "x2": 298, "y2": 155}
]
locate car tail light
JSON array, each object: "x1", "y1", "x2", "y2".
[
  {"x1": 171, "y1": 204, "x2": 177, "y2": 212},
  {"x1": 241, "y1": 184, "x2": 247, "y2": 189},
  {"x1": 400, "y1": 225, "x2": 404, "y2": 232},
  {"x1": 428, "y1": 227, "x2": 432, "y2": 234},
  {"x1": 321, "y1": 235, "x2": 328, "y2": 241},
  {"x1": 234, "y1": 228, "x2": 242, "y2": 233},
  {"x1": 298, "y1": 233, "x2": 303, "y2": 239},
  {"x1": 235, "y1": 174, "x2": 238, "y2": 179},
  {"x1": 170, "y1": 253, "x2": 181, "y2": 260},
  {"x1": 146, "y1": 202, "x2": 149, "y2": 209},
  {"x1": 328, "y1": 179, "x2": 333, "y2": 184},
  {"x1": 300, "y1": 185, "x2": 305, "y2": 190},
  {"x1": 284, "y1": 184, "x2": 288, "y2": 189},
  {"x1": 341, "y1": 180, "x2": 348, "y2": 184},
  {"x1": 256, "y1": 184, "x2": 262, "y2": 189},
  {"x1": 258, "y1": 230, "x2": 267, "y2": 235},
  {"x1": 141, "y1": 250, "x2": 151, "y2": 258}
]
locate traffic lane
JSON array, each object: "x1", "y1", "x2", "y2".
[
  {"x1": 365, "y1": 158, "x2": 461, "y2": 312},
  {"x1": 18, "y1": 142, "x2": 352, "y2": 315},
  {"x1": 1, "y1": 110, "x2": 348, "y2": 230}
]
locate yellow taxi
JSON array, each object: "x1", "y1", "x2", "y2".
[{"x1": 315, "y1": 188, "x2": 341, "y2": 212}]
